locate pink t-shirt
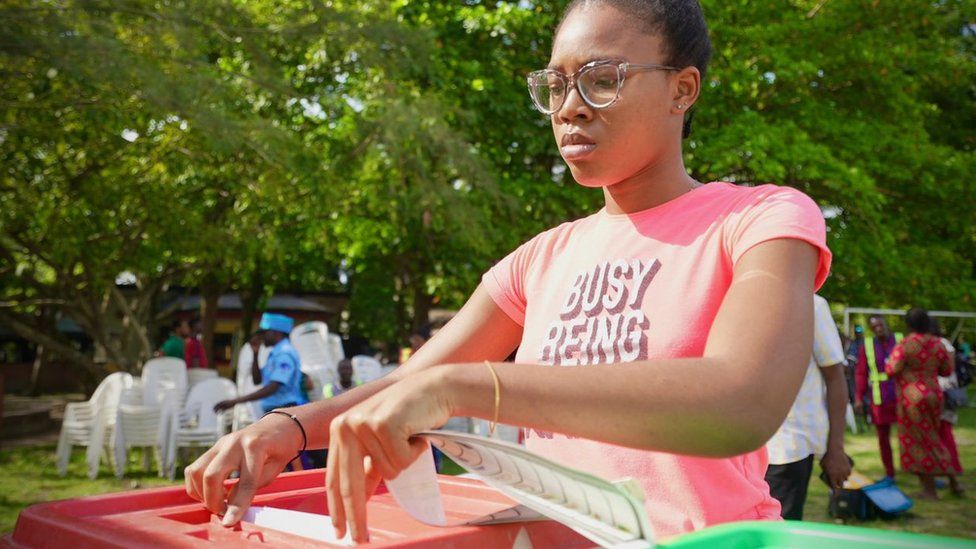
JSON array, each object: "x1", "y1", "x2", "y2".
[{"x1": 481, "y1": 182, "x2": 831, "y2": 539}]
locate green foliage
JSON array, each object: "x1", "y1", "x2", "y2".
[
  {"x1": 696, "y1": 0, "x2": 976, "y2": 309},
  {"x1": 1, "y1": 0, "x2": 974, "y2": 367}
]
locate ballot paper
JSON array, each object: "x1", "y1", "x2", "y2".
[
  {"x1": 241, "y1": 506, "x2": 353, "y2": 546},
  {"x1": 385, "y1": 431, "x2": 655, "y2": 548}
]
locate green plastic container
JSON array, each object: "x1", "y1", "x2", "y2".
[{"x1": 660, "y1": 520, "x2": 976, "y2": 549}]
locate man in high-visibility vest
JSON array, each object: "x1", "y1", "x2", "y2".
[
  {"x1": 322, "y1": 358, "x2": 360, "y2": 399},
  {"x1": 854, "y1": 314, "x2": 902, "y2": 480}
]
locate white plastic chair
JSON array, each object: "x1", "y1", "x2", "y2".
[
  {"x1": 351, "y1": 355, "x2": 383, "y2": 385},
  {"x1": 291, "y1": 321, "x2": 345, "y2": 402},
  {"x1": 328, "y1": 333, "x2": 345, "y2": 365},
  {"x1": 113, "y1": 402, "x2": 166, "y2": 478},
  {"x1": 187, "y1": 368, "x2": 218, "y2": 390},
  {"x1": 141, "y1": 357, "x2": 188, "y2": 409},
  {"x1": 55, "y1": 372, "x2": 134, "y2": 478},
  {"x1": 111, "y1": 357, "x2": 186, "y2": 479},
  {"x1": 291, "y1": 322, "x2": 342, "y2": 369},
  {"x1": 164, "y1": 377, "x2": 238, "y2": 479},
  {"x1": 112, "y1": 376, "x2": 180, "y2": 478}
]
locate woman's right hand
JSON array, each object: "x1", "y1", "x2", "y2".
[{"x1": 184, "y1": 412, "x2": 305, "y2": 526}]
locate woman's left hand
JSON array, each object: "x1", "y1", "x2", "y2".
[{"x1": 326, "y1": 367, "x2": 455, "y2": 543}]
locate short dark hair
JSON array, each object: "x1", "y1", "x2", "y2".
[
  {"x1": 905, "y1": 308, "x2": 931, "y2": 334},
  {"x1": 560, "y1": 0, "x2": 712, "y2": 138}
]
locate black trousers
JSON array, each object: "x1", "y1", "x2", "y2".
[{"x1": 764, "y1": 454, "x2": 815, "y2": 520}]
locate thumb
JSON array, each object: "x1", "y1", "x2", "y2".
[{"x1": 406, "y1": 438, "x2": 430, "y2": 464}]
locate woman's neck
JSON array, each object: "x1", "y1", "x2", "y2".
[{"x1": 601, "y1": 153, "x2": 699, "y2": 214}]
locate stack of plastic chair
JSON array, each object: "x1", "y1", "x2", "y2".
[
  {"x1": 163, "y1": 377, "x2": 237, "y2": 479},
  {"x1": 111, "y1": 358, "x2": 187, "y2": 478},
  {"x1": 112, "y1": 381, "x2": 172, "y2": 478},
  {"x1": 290, "y1": 321, "x2": 344, "y2": 402},
  {"x1": 55, "y1": 371, "x2": 134, "y2": 479},
  {"x1": 187, "y1": 368, "x2": 218, "y2": 390}
]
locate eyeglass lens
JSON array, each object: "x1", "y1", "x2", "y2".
[{"x1": 529, "y1": 64, "x2": 621, "y2": 114}]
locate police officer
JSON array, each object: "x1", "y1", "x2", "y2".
[{"x1": 214, "y1": 313, "x2": 307, "y2": 414}]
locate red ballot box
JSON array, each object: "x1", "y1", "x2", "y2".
[{"x1": 3, "y1": 470, "x2": 591, "y2": 548}]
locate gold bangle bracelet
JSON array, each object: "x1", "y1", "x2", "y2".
[{"x1": 484, "y1": 361, "x2": 501, "y2": 436}]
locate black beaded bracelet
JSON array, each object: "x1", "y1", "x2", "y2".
[{"x1": 263, "y1": 410, "x2": 307, "y2": 461}]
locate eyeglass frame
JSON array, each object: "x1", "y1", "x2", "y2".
[{"x1": 526, "y1": 59, "x2": 680, "y2": 115}]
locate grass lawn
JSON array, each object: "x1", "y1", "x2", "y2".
[
  {"x1": 2, "y1": 390, "x2": 974, "y2": 540},
  {"x1": 803, "y1": 396, "x2": 976, "y2": 540}
]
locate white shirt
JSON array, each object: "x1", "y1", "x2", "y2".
[
  {"x1": 766, "y1": 294, "x2": 846, "y2": 464},
  {"x1": 236, "y1": 343, "x2": 270, "y2": 421}
]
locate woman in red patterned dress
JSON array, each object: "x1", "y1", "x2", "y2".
[{"x1": 885, "y1": 308, "x2": 958, "y2": 499}]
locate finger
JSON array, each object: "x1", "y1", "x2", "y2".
[
  {"x1": 223, "y1": 439, "x2": 270, "y2": 526},
  {"x1": 202, "y1": 445, "x2": 242, "y2": 515},
  {"x1": 185, "y1": 443, "x2": 220, "y2": 502},
  {"x1": 406, "y1": 437, "x2": 430, "y2": 464},
  {"x1": 363, "y1": 456, "x2": 383, "y2": 499},
  {"x1": 326, "y1": 433, "x2": 347, "y2": 538},
  {"x1": 338, "y1": 435, "x2": 369, "y2": 543}
]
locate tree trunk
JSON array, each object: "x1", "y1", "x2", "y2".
[
  {"x1": 28, "y1": 344, "x2": 45, "y2": 397},
  {"x1": 200, "y1": 281, "x2": 221, "y2": 369},
  {"x1": 411, "y1": 282, "x2": 433, "y2": 335}
]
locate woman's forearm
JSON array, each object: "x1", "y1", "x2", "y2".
[{"x1": 442, "y1": 355, "x2": 800, "y2": 457}]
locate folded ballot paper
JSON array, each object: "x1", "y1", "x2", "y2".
[{"x1": 243, "y1": 430, "x2": 655, "y2": 548}]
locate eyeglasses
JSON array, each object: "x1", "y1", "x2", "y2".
[{"x1": 527, "y1": 60, "x2": 679, "y2": 115}]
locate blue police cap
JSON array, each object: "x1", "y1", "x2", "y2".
[{"x1": 258, "y1": 312, "x2": 294, "y2": 334}]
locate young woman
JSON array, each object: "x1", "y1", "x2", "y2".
[{"x1": 185, "y1": 0, "x2": 831, "y2": 542}]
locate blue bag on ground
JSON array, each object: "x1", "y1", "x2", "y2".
[{"x1": 862, "y1": 477, "x2": 913, "y2": 517}]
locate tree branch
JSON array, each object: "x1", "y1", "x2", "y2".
[{"x1": 0, "y1": 309, "x2": 102, "y2": 378}]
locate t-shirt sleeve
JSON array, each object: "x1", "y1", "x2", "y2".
[
  {"x1": 266, "y1": 354, "x2": 297, "y2": 386},
  {"x1": 727, "y1": 186, "x2": 832, "y2": 290},
  {"x1": 481, "y1": 236, "x2": 544, "y2": 327},
  {"x1": 812, "y1": 296, "x2": 845, "y2": 368}
]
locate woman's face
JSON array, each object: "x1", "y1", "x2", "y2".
[{"x1": 548, "y1": 5, "x2": 685, "y2": 188}]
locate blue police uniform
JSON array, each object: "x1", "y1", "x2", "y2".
[{"x1": 260, "y1": 337, "x2": 307, "y2": 412}]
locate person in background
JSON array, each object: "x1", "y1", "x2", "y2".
[
  {"x1": 158, "y1": 319, "x2": 188, "y2": 359},
  {"x1": 184, "y1": 318, "x2": 209, "y2": 369},
  {"x1": 855, "y1": 315, "x2": 900, "y2": 480},
  {"x1": 885, "y1": 308, "x2": 958, "y2": 499},
  {"x1": 399, "y1": 325, "x2": 431, "y2": 364},
  {"x1": 215, "y1": 313, "x2": 309, "y2": 469},
  {"x1": 233, "y1": 333, "x2": 267, "y2": 429},
  {"x1": 843, "y1": 325, "x2": 863, "y2": 406},
  {"x1": 932, "y1": 320, "x2": 964, "y2": 494},
  {"x1": 323, "y1": 359, "x2": 359, "y2": 399},
  {"x1": 215, "y1": 313, "x2": 307, "y2": 414},
  {"x1": 765, "y1": 294, "x2": 851, "y2": 520}
]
